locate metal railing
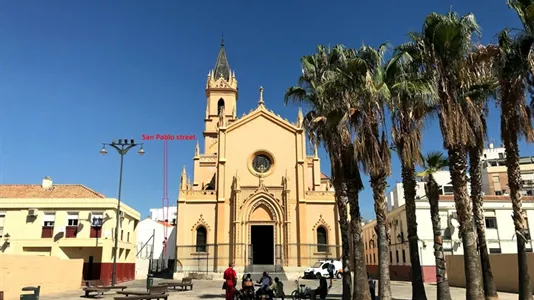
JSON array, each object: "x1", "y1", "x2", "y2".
[{"x1": 175, "y1": 243, "x2": 342, "y2": 273}]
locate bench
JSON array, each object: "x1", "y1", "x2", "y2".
[
  {"x1": 83, "y1": 287, "x2": 110, "y2": 298},
  {"x1": 83, "y1": 279, "x2": 127, "y2": 297},
  {"x1": 116, "y1": 286, "x2": 168, "y2": 297},
  {"x1": 86, "y1": 279, "x2": 128, "y2": 290},
  {"x1": 113, "y1": 293, "x2": 169, "y2": 300},
  {"x1": 158, "y1": 277, "x2": 193, "y2": 291}
]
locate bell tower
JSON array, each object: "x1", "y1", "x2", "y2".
[{"x1": 204, "y1": 37, "x2": 238, "y2": 155}]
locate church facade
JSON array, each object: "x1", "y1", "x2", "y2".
[{"x1": 176, "y1": 41, "x2": 341, "y2": 272}]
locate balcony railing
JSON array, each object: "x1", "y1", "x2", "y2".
[
  {"x1": 65, "y1": 226, "x2": 78, "y2": 238},
  {"x1": 90, "y1": 226, "x2": 102, "y2": 238},
  {"x1": 41, "y1": 226, "x2": 54, "y2": 238}
]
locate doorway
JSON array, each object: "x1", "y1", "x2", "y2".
[{"x1": 251, "y1": 225, "x2": 274, "y2": 265}]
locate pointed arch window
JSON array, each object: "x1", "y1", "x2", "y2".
[
  {"x1": 217, "y1": 98, "x2": 225, "y2": 115},
  {"x1": 196, "y1": 226, "x2": 207, "y2": 252},
  {"x1": 317, "y1": 226, "x2": 328, "y2": 252}
]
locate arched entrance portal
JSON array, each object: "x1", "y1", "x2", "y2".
[
  {"x1": 249, "y1": 204, "x2": 274, "y2": 264},
  {"x1": 241, "y1": 193, "x2": 284, "y2": 268}
]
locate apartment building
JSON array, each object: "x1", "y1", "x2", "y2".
[
  {"x1": 365, "y1": 165, "x2": 534, "y2": 282},
  {"x1": 386, "y1": 170, "x2": 469, "y2": 211},
  {"x1": 481, "y1": 144, "x2": 534, "y2": 196},
  {"x1": 0, "y1": 176, "x2": 141, "y2": 284}
]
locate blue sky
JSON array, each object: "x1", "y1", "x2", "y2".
[{"x1": 0, "y1": 0, "x2": 530, "y2": 220}]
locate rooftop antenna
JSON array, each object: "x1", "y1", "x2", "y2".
[{"x1": 221, "y1": 33, "x2": 224, "y2": 47}]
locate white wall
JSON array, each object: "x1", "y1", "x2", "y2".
[
  {"x1": 482, "y1": 144, "x2": 506, "y2": 161},
  {"x1": 136, "y1": 218, "x2": 177, "y2": 260},
  {"x1": 149, "y1": 207, "x2": 177, "y2": 222},
  {"x1": 365, "y1": 199, "x2": 534, "y2": 269}
]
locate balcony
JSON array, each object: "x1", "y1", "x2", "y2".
[
  {"x1": 90, "y1": 226, "x2": 102, "y2": 238},
  {"x1": 65, "y1": 226, "x2": 78, "y2": 238},
  {"x1": 41, "y1": 226, "x2": 54, "y2": 238}
]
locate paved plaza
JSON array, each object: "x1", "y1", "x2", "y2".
[{"x1": 37, "y1": 278, "x2": 520, "y2": 300}]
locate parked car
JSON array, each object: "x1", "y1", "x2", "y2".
[{"x1": 303, "y1": 259, "x2": 342, "y2": 279}]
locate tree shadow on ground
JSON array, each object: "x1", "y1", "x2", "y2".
[
  {"x1": 324, "y1": 293, "x2": 409, "y2": 300},
  {"x1": 197, "y1": 293, "x2": 409, "y2": 299},
  {"x1": 198, "y1": 294, "x2": 225, "y2": 299}
]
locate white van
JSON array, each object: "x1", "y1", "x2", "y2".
[{"x1": 303, "y1": 259, "x2": 343, "y2": 279}]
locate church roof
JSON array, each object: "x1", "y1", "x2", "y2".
[{"x1": 213, "y1": 38, "x2": 231, "y2": 81}]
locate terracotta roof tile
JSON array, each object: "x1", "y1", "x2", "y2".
[
  {"x1": 321, "y1": 172, "x2": 330, "y2": 180},
  {"x1": 439, "y1": 195, "x2": 534, "y2": 202},
  {"x1": 0, "y1": 184, "x2": 105, "y2": 198}
]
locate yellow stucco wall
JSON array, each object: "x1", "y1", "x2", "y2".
[
  {"x1": 175, "y1": 61, "x2": 340, "y2": 272},
  {"x1": 0, "y1": 199, "x2": 139, "y2": 264},
  {"x1": 446, "y1": 253, "x2": 534, "y2": 294},
  {"x1": 0, "y1": 255, "x2": 83, "y2": 300}
]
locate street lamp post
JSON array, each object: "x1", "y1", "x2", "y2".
[{"x1": 100, "y1": 139, "x2": 145, "y2": 286}]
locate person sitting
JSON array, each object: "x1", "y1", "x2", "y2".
[
  {"x1": 241, "y1": 273, "x2": 255, "y2": 297},
  {"x1": 271, "y1": 277, "x2": 285, "y2": 299},
  {"x1": 310, "y1": 274, "x2": 328, "y2": 300},
  {"x1": 256, "y1": 272, "x2": 273, "y2": 299}
]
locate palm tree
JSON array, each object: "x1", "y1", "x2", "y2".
[
  {"x1": 460, "y1": 45, "x2": 500, "y2": 300},
  {"x1": 494, "y1": 28, "x2": 534, "y2": 299},
  {"x1": 417, "y1": 151, "x2": 452, "y2": 300},
  {"x1": 398, "y1": 12, "x2": 485, "y2": 299},
  {"x1": 285, "y1": 45, "x2": 370, "y2": 300},
  {"x1": 384, "y1": 49, "x2": 437, "y2": 300},
  {"x1": 334, "y1": 44, "x2": 393, "y2": 299},
  {"x1": 329, "y1": 45, "x2": 371, "y2": 300}
]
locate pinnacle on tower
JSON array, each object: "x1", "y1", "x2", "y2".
[{"x1": 213, "y1": 37, "x2": 231, "y2": 81}]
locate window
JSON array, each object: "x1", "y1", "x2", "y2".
[
  {"x1": 121, "y1": 230, "x2": 124, "y2": 241},
  {"x1": 252, "y1": 154, "x2": 272, "y2": 173},
  {"x1": 495, "y1": 191, "x2": 503, "y2": 196},
  {"x1": 67, "y1": 214, "x2": 79, "y2": 226},
  {"x1": 492, "y1": 175, "x2": 500, "y2": 183},
  {"x1": 443, "y1": 186, "x2": 454, "y2": 195},
  {"x1": 498, "y1": 153, "x2": 504, "y2": 159},
  {"x1": 489, "y1": 248, "x2": 502, "y2": 254},
  {"x1": 217, "y1": 98, "x2": 225, "y2": 115},
  {"x1": 317, "y1": 226, "x2": 328, "y2": 252},
  {"x1": 196, "y1": 226, "x2": 207, "y2": 252},
  {"x1": 322, "y1": 263, "x2": 330, "y2": 269},
  {"x1": 41, "y1": 213, "x2": 55, "y2": 238},
  {"x1": 485, "y1": 217, "x2": 498, "y2": 229},
  {"x1": 127, "y1": 232, "x2": 130, "y2": 242},
  {"x1": 66, "y1": 213, "x2": 78, "y2": 238},
  {"x1": 396, "y1": 250, "x2": 399, "y2": 263},
  {"x1": 0, "y1": 212, "x2": 5, "y2": 238},
  {"x1": 90, "y1": 213, "x2": 103, "y2": 238},
  {"x1": 389, "y1": 251, "x2": 392, "y2": 262},
  {"x1": 373, "y1": 253, "x2": 376, "y2": 264},
  {"x1": 402, "y1": 250, "x2": 406, "y2": 264}
]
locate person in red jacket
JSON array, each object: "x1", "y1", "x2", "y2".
[{"x1": 223, "y1": 263, "x2": 237, "y2": 300}]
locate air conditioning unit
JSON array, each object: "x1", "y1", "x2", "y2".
[{"x1": 28, "y1": 208, "x2": 38, "y2": 216}]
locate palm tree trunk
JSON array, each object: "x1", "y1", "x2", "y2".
[
  {"x1": 468, "y1": 147, "x2": 499, "y2": 300},
  {"x1": 426, "y1": 176, "x2": 452, "y2": 300},
  {"x1": 330, "y1": 149, "x2": 352, "y2": 300},
  {"x1": 503, "y1": 130, "x2": 532, "y2": 300},
  {"x1": 447, "y1": 147, "x2": 484, "y2": 300},
  {"x1": 401, "y1": 164, "x2": 427, "y2": 300},
  {"x1": 348, "y1": 182, "x2": 372, "y2": 300},
  {"x1": 370, "y1": 173, "x2": 392, "y2": 300}
]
